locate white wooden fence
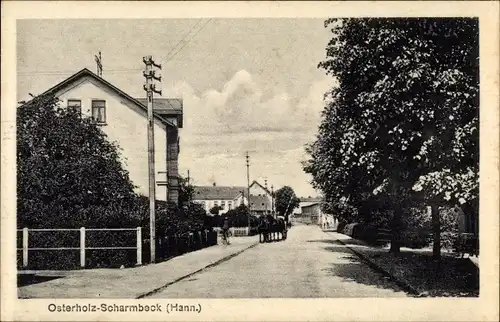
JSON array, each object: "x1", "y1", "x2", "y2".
[
  {"x1": 213, "y1": 227, "x2": 249, "y2": 237},
  {"x1": 230, "y1": 227, "x2": 249, "y2": 237},
  {"x1": 17, "y1": 227, "x2": 142, "y2": 268}
]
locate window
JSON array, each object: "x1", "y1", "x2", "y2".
[
  {"x1": 214, "y1": 201, "x2": 219, "y2": 207},
  {"x1": 228, "y1": 201, "x2": 233, "y2": 210},
  {"x1": 91, "y1": 100, "x2": 106, "y2": 123},
  {"x1": 67, "y1": 99, "x2": 82, "y2": 116},
  {"x1": 221, "y1": 201, "x2": 226, "y2": 209}
]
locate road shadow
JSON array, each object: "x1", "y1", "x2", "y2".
[
  {"x1": 366, "y1": 251, "x2": 479, "y2": 297},
  {"x1": 306, "y1": 239, "x2": 343, "y2": 245},
  {"x1": 323, "y1": 254, "x2": 408, "y2": 295},
  {"x1": 323, "y1": 246, "x2": 479, "y2": 297},
  {"x1": 322, "y1": 246, "x2": 357, "y2": 254},
  {"x1": 17, "y1": 274, "x2": 64, "y2": 287},
  {"x1": 306, "y1": 238, "x2": 372, "y2": 247}
]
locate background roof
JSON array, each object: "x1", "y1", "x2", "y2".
[{"x1": 193, "y1": 186, "x2": 246, "y2": 200}]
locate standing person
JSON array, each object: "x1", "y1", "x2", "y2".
[{"x1": 222, "y1": 216, "x2": 230, "y2": 245}]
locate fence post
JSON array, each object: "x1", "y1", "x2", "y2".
[
  {"x1": 22, "y1": 228, "x2": 28, "y2": 268},
  {"x1": 136, "y1": 227, "x2": 142, "y2": 265},
  {"x1": 80, "y1": 227, "x2": 86, "y2": 268}
]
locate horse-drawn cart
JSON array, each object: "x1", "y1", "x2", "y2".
[{"x1": 257, "y1": 215, "x2": 288, "y2": 243}]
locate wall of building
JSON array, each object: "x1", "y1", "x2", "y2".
[
  {"x1": 193, "y1": 196, "x2": 248, "y2": 215},
  {"x1": 301, "y1": 203, "x2": 322, "y2": 224},
  {"x1": 166, "y1": 126, "x2": 179, "y2": 204},
  {"x1": 249, "y1": 183, "x2": 272, "y2": 208},
  {"x1": 249, "y1": 183, "x2": 267, "y2": 196},
  {"x1": 294, "y1": 201, "x2": 320, "y2": 214},
  {"x1": 55, "y1": 76, "x2": 168, "y2": 201}
]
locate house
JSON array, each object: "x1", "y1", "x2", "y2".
[
  {"x1": 192, "y1": 184, "x2": 248, "y2": 215},
  {"x1": 192, "y1": 180, "x2": 274, "y2": 216},
  {"x1": 293, "y1": 196, "x2": 323, "y2": 215},
  {"x1": 248, "y1": 180, "x2": 274, "y2": 217},
  {"x1": 301, "y1": 202, "x2": 323, "y2": 225},
  {"x1": 249, "y1": 194, "x2": 273, "y2": 217},
  {"x1": 20, "y1": 68, "x2": 183, "y2": 203}
]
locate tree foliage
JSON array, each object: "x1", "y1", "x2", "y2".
[
  {"x1": 226, "y1": 204, "x2": 252, "y2": 227},
  {"x1": 17, "y1": 94, "x2": 138, "y2": 228},
  {"x1": 209, "y1": 205, "x2": 223, "y2": 215},
  {"x1": 275, "y1": 186, "x2": 301, "y2": 219},
  {"x1": 17, "y1": 94, "x2": 213, "y2": 268},
  {"x1": 178, "y1": 175, "x2": 195, "y2": 207},
  {"x1": 304, "y1": 18, "x2": 479, "y2": 254}
]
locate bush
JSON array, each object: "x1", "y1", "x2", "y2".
[
  {"x1": 18, "y1": 198, "x2": 214, "y2": 269},
  {"x1": 343, "y1": 223, "x2": 359, "y2": 236},
  {"x1": 354, "y1": 224, "x2": 379, "y2": 244},
  {"x1": 337, "y1": 221, "x2": 347, "y2": 233},
  {"x1": 401, "y1": 229, "x2": 432, "y2": 249},
  {"x1": 451, "y1": 233, "x2": 479, "y2": 255}
]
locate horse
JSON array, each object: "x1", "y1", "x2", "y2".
[
  {"x1": 257, "y1": 216, "x2": 270, "y2": 243},
  {"x1": 275, "y1": 216, "x2": 287, "y2": 240},
  {"x1": 266, "y1": 215, "x2": 287, "y2": 241},
  {"x1": 266, "y1": 215, "x2": 277, "y2": 241}
]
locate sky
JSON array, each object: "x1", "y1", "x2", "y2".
[{"x1": 17, "y1": 19, "x2": 334, "y2": 197}]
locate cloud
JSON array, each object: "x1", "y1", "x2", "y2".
[
  {"x1": 169, "y1": 70, "x2": 330, "y2": 196},
  {"x1": 168, "y1": 69, "x2": 332, "y2": 136}
]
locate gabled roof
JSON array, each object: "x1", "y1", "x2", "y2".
[
  {"x1": 301, "y1": 202, "x2": 323, "y2": 209},
  {"x1": 192, "y1": 185, "x2": 272, "y2": 211},
  {"x1": 249, "y1": 180, "x2": 271, "y2": 195},
  {"x1": 21, "y1": 68, "x2": 182, "y2": 128},
  {"x1": 193, "y1": 186, "x2": 247, "y2": 200},
  {"x1": 300, "y1": 196, "x2": 323, "y2": 203},
  {"x1": 135, "y1": 98, "x2": 183, "y2": 114}
]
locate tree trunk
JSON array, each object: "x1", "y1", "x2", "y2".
[
  {"x1": 390, "y1": 207, "x2": 401, "y2": 253},
  {"x1": 431, "y1": 204, "x2": 441, "y2": 261}
]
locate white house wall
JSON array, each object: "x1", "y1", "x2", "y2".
[
  {"x1": 295, "y1": 201, "x2": 321, "y2": 214},
  {"x1": 249, "y1": 184, "x2": 267, "y2": 196},
  {"x1": 249, "y1": 183, "x2": 272, "y2": 205},
  {"x1": 54, "y1": 76, "x2": 168, "y2": 201},
  {"x1": 193, "y1": 196, "x2": 248, "y2": 215}
]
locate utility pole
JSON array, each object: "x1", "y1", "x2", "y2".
[
  {"x1": 94, "y1": 51, "x2": 103, "y2": 77},
  {"x1": 246, "y1": 151, "x2": 251, "y2": 226},
  {"x1": 271, "y1": 185, "x2": 275, "y2": 217},
  {"x1": 143, "y1": 55, "x2": 162, "y2": 263},
  {"x1": 264, "y1": 178, "x2": 268, "y2": 216}
]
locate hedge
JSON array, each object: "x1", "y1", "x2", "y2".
[{"x1": 17, "y1": 197, "x2": 218, "y2": 270}]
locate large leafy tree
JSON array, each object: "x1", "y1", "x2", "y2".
[
  {"x1": 304, "y1": 18, "x2": 478, "y2": 256},
  {"x1": 178, "y1": 175, "x2": 195, "y2": 207},
  {"x1": 17, "y1": 94, "x2": 138, "y2": 228},
  {"x1": 275, "y1": 186, "x2": 301, "y2": 221},
  {"x1": 226, "y1": 204, "x2": 251, "y2": 227}
]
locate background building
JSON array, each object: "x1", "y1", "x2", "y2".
[{"x1": 192, "y1": 180, "x2": 274, "y2": 216}]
